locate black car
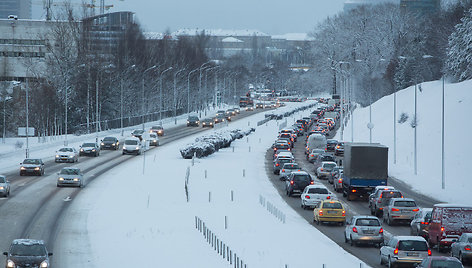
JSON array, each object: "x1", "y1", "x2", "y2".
[
  {"x1": 131, "y1": 129, "x2": 145, "y2": 138},
  {"x1": 202, "y1": 118, "x2": 214, "y2": 128},
  {"x1": 19, "y1": 158, "x2": 45, "y2": 176},
  {"x1": 285, "y1": 171, "x2": 314, "y2": 197},
  {"x1": 326, "y1": 139, "x2": 338, "y2": 152},
  {"x1": 313, "y1": 154, "x2": 336, "y2": 170},
  {"x1": 214, "y1": 114, "x2": 226, "y2": 123},
  {"x1": 187, "y1": 116, "x2": 200, "y2": 127},
  {"x1": 79, "y1": 142, "x2": 100, "y2": 157},
  {"x1": 3, "y1": 239, "x2": 52, "y2": 268},
  {"x1": 334, "y1": 142, "x2": 344, "y2": 156},
  {"x1": 100, "y1": 136, "x2": 119, "y2": 150}
]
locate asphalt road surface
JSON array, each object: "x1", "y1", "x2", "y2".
[
  {"x1": 264, "y1": 116, "x2": 468, "y2": 268},
  {"x1": 0, "y1": 108, "x2": 265, "y2": 265}
]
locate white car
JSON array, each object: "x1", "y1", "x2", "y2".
[
  {"x1": 300, "y1": 184, "x2": 335, "y2": 209},
  {"x1": 274, "y1": 151, "x2": 294, "y2": 162},
  {"x1": 344, "y1": 216, "x2": 384, "y2": 247},
  {"x1": 149, "y1": 133, "x2": 160, "y2": 146},
  {"x1": 316, "y1": 161, "x2": 337, "y2": 179},
  {"x1": 122, "y1": 137, "x2": 144, "y2": 155},
  {"x1": 55, "y1": 147, "x2": 79, "y2": 163}
]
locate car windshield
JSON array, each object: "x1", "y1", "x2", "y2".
[
  {"x1": 430, "y1": 260, "x2": 463, "y2": 268},
  {"x1": 103, "y1": 137, "x2": 115, "y2": 141},
  {"x1": 321, "y1": 156, "x2": 335, "y2": 161},
  {"x1": 0, "y1": 177, "x2": 5, "y2": 183},
  {"x1": 10, "y1": 244, "x2": 46, "y2": 256},
  {"x1": 393, "y1": 201, "x2": 417, "y2": 207},
  {"x1": 355, "y1": 218, "x2": 380, "y2": 226},
  {"x1": 189, "y1": 117, "x2": 198, "y2": 120},
  {"x1": 322, "y1": 202, "x2": 343, "y2": 209},
  {"x1": 125, "y1": 140, "x2": 138, "y2": 145},
  {"x1": 23, "y1": 159, "x2": 40, "y2": 164},
  {"x1": 60, "y1": 168, "x2": 80, "y2": 175},
  {"x1": 381, "y1": 191, "x2": 402, "y2": 198},
  {"x1": 82, "y1": 143, "x2": 95, "y2": 147},
  {"x1": 323, "y1": 163, "x2": 336, "y2": 169},
  {"x1": 308, "y1": 188, "x2": 329, "y2": 194},
  {"x1": 284, "y1": 164, "x2": 299, "y2": 169},
  {"x1": 151, "y1": 126, "x2": 162, "y2": 130},
  {"x1": 58, "y1": 148, "x2": 73, "y2": 152},
  {"x1": 133, "y1": 129, "x2": 145, "y2": 133},
  {"x1": 150, "y1": 134, "x2": 157, "y2": 138},
  {"x1": 293, "y1": 175, "x2": 311, "y2": 182},
  {"x1": 398, "y1": 240, "x2": 428, "y2": 251}
]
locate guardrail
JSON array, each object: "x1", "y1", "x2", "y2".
[{"x1": 195, "y1": 216, "x2": 248, "y2": 268}]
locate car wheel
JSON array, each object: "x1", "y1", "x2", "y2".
[
  {"x1": 388, "y1": 256, "x2": 395, "y2": 268},
  {"x1": 387, "y1": 216, "x2": 392, "y2": 226},
  {"x1": 380, "y1": 255, "x2": 384, "y2": 265},
  {"x1": 315, "y1": 218, "x2": 320, "y2": 225},
  {"x1": 459, "y1": 252, "x2": 464, "y2": 264},
  {"x1": 350, "y1": 236, "x2": 355, "y2": 246}
]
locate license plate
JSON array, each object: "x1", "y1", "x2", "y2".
[
  {"x1": 406, "y1": 253, "x2": 419, "y2": 257},
  {"x1": 327, "y1": 211, "x2": 337, "y2": 214}
]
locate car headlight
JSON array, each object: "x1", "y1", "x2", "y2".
[
  {"x1": 187, "y1": 121, "x2": 190, "y2": 123},
  {"x1": 59, "y1": 177, "x2": 64, "y2": 181},
  {"x1": 34, "y1": 167, "x2": 40, "y2": 170},
  {"x1": 153, "y1": 139, "x2": 157, "y2": 142},
  {"x1": 197, "y1": 121, "x2": 200, "y2": 123},
  {"x1": 80, "y1": 149, "x2": 84, "y2": 152},
  {"x1": 55, "y1": 155, "x2": 59, "y2": 158},
  {"x1": 101, "y1": 143, "x2": 104, "y2": 146},
  {"x1": 40, "y1": 260, "x2": 49, "y2": 268},
  {"x1": 21, "y1": 167, "x2": 26, "y2": 170},
  {"x1": 73, "y1": 178, "x2": 79, "y2": 181},
  {"x1": 69, "y1": 155, "x2": 74, "y2": 158},
  {"x1": 0, "y1": 186, "x2": 4, "y2": 190},
  {"x1": 7, "y1": 260, "x2": 14, "y2": 268},
  {"x1": 112, "y1": 143, "x2": 115, "y2": 146},
  {"x1": 136, "y1": 147, "x2": 139, "y2": 150}
]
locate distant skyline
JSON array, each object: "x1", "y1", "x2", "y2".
[{"x1": 32, "y1": 0, "x2": 347, "y2": 35}]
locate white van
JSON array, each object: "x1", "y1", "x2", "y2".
[
  {"x1": 306, "y1": 134, "x2": 327, "y2": 155},
  {"x1": 122, "y1": 137, "x2": 144, "y2": 155}
]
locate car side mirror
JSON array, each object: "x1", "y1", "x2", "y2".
[
  {"x1": 3, "y1": 252, "x2": 8, "y2": 256},
  {"x1": 48, "y1": 252, "x2": 53, "y2": 256},
  {"x1": 20, "y1": 163, "x2": 22, "y2": 165}
]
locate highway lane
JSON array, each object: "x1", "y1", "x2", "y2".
[
  {"x1": 265, "y1": 114, "x2": 468, "y2": 268},
  {"x1": 0, "y1": 108, "x2": 264, "y2": 262}
]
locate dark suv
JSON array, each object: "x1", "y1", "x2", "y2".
[
  {"x1": 19, "y1": 159, "x2": 45, "y2": 176},
  {"x1": 3, "y1": 239, "x2": 53, "y2": 268},
  {"x1": 187, "y1": 116, "x2": 200, "y2": 127},
  {"x1": 100, "y1": 136, "x2": 119, "y2": 150},
  {"x1": 285, "y1": 171, "x2": 314, "y2": 197},
  {"x1": 313, "y1": 154, "x2": 336, "y2": 171},
  {"x1": 370, "y1": 190, "x2": 403, "y2": 217}
]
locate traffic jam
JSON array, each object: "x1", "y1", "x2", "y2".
[{"x1": 268, "y1": 98, "x2": 472, "y2": 268}]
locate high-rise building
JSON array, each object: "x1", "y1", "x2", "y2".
[
  {"x1": 0, "y1": 0, "x2": 32, "y2": 19},
  {"x1": 400, "y1": 0, "x2": 440, "y2": 14}
]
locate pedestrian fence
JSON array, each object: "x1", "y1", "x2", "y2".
[
  {"x1": 195, "y1": 216, "x2": 248, "y2": 268},
  {"x1": 258, "y1": 195, "x2": 286, "y2": 224}
]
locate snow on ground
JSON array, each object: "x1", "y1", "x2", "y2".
[
  {"x1": 57, "y1": 101, "x2": 369, "y2": 268},
  {"x1": 0, "y1": 105, "x2": 232, "y2": 174},
  {"x1": 335, "y1": 79, "x2": 472, "y2": 204}
]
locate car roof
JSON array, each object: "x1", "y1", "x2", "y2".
[
  {"x1": 434, "y1": 203, "x2": 472, "y2": 208},
  {"x1": 125, "y1": 137, "x2": 140, "y2": 141},
  {"x1": 393, "y1": 236, "x2": 427, "y2": 242},
  {"x1": 305, "y1": 184, "x2": 328, "y2": 189},
  {"x1": 423, "y1": 256, "x2": 462, "y2": 261},
  {"x1": 12, "y1": 239, "x2": 45, "y2": 246},
  {"x1": 322, "y1": 161, "x2": 337, "y2": 165},
  {"x1": 282, "y1": 163, "x2": 299, "y2": 167},
  {"x1": 391, "y1": 197, "x2": 415, "y2": 202},
  {"x1": 320, "y1": 199, "x2": 342, "y2": 205},
  {"x1": 291, "y1": 171, "x2": 309, "y2": 175},
  {"x1": 352, "y1": 215, "x2": 380, "y2": 220}
]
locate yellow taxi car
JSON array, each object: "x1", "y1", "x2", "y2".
[{"x1": 313, "y1": 200, "x2": 346, "y2": 226}]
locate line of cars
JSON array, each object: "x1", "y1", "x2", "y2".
[
  {"x1": 300, "y1": 101, "x2": 472, "y2": 267},
  {"x1": 186, "y1": 107, "x2": 243, "y2": 128}
]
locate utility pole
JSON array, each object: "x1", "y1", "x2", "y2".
[{"x1": 25, "y1": 80, "x2": 29, "y2": 158}]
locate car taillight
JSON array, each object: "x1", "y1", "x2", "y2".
[
  {"x1": 394, "y1": 248, "x2": 399, "y2": 255},
  {"x1": 379, "y1": 228, "x2": 384, "y2": 234},
  {"x1": 281, "y1": 169, "x2": 285, "y2": 172},
  {"x1": 310, "y1": 181, "x2": 314, "y2": 185},
  {"x1": 464, "y1": 246, "x2": 471, "y2": 251},
  {"x1": 276, "y1": 163, "x2": 279, "y2": 167},
  {"x1": 320, "y1": 168, "x2": 324, "y2": 171},
  {"x1": 305, "y1": 195, "x2": 310, "y2": 199},
  {"x1": 428, "y1": 249, "x2": 432, "y2": 256},
  {"x1": 352, "y1": 227, "x2": 358, "y2": 233},
  {"x1": 338, "y1": 178, "x2": 342, "y2": 183},
  {"x1": 319, "y1": 210, "x2": 323, "y2": 216},
  {"x1": 441, "y1": 227, "x2": 445, "y2": 232},
  {"x1": 342, "y1": 210, "x2": 345, "y2": 216},
  {"x1": 290, "y1": 180, "x2": 294, "y2": 185},
  {"x1": 326, "y1": 196, "x2": 331, "y2": 199},
  {"x1": 420, "y1": 221, "x2": 429, "y2": 225},
  {"x1": 391, "y1": 208, "x2": 400, "y2": 212},
  {"x1": 352, "y1": 189, "x2": 357, "y2": 193},
  {"x1": 412, "y1": 208, "x2": 419, "y2": 212},
  {"x1": 274, "y1": 148, "x2": 277, "y2": 151}
]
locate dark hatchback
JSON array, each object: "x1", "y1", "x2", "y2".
[
  {"x1": 187, "y1": 116, "x2": 200, "y2": 127},
  {"x1": 285, "y1": 171, "x2": 314, "y2": 196},
  {"x1": 100, "y1": 136, "x2": 119, "y2": 150},
  {"x1": 3, "y1": 239, "x2": 53, "y2": 268},
  {"x1": 202, "y1": 118, "x2": 214, "y2": 128},
  {"x1": 326, "y1": 139, "x2": 338, "y2": 152}
]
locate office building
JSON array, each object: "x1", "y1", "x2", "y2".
[{"x1": 400, "y1": 0, "x2": 440, "y2": 14}]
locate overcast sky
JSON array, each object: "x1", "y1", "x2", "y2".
[{"x1": 33, "y1": 0, "x2": 346, "y2": 35}]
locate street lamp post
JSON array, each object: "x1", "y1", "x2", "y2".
[
  {"x1": 173, "y1": 68, "x2": 186, "y2": 124},
  {"x1": 159, "y1": 67, "x2": 173, "y2": 125},
  {"x1": 64, "y1": 76, "x2": 69, "y2": 146},
  {"x1": 187, "y1": 68, "x2": 199, "y2": 115},
  {"x1": 142, "y1": 65, "x2": 157, "y2": 130},
  {"x1": 414, "y1": 81, "x2": 417, "y2": 175},
  {"x1": 25, "y1": 79, "x2": 29, "y2": 158},
  {"x1": 441, "y1": 76, "x2": 445, "y2": 189},
  {"x1": 120, "y1": 64, "x2": 136, "y2": 136}
]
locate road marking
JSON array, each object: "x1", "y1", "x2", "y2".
[{"x1": 63, "y1": 196, "x2": 72, "y2": 202}]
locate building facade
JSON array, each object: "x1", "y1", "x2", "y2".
[
  {"x1": 400, "y1": 0, "x2": 440, "y2": 14},
  {"x1": 0, "y1": 0, "x2": 32, "y2": 19}
]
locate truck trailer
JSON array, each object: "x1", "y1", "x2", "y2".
[{"x1": 342, "y1": 143, "x2": 388, "y2": 201}]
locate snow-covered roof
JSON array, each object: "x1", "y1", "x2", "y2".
[
  {"x1": 272, "y1": 33, "x2": 314, "y2": 41},
  {"x1": 172, "y1": 28, "x2": 269, "y2": 37},
  {"x1": 144, "y1": 32, "x2": 165, "y2": 40},
  {"x1": 221, "y1": 37, "x2": 243, "y2": 43},
  {"x1": 434, "y1": 203, "x2": 472, "y2": 208}
]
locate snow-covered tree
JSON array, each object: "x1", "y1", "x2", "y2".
[{"x1": 445, "y1": 7, "x2": 472, "y2": 81}]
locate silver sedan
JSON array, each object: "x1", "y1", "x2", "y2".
[
  {"x1": 344, "y1": 216, "x2": 384, "y2": 247},
  {"x1": 57, "y1": 167, "x2": 84, "y2": 187},
  {"x1": 0, "y1": 175, "x2": 11, "y2": 197},
  {"x1": 451, "y1": 233, "x2": 472, "y2": 265}
]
